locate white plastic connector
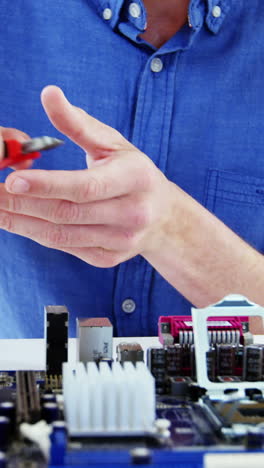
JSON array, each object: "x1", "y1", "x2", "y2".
[
  {"x1": 20, "y1": 420, "x2": 52, "y2": 461},
  {"x1": 192, "y1": 294, "x2": 264, "y2": 397}
]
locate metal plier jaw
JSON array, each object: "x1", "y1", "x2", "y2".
[{"x1": 0, "y1": 136, "x2": 64, "y2": 169}]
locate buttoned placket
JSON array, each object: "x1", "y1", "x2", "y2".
[{"x1": 93, "y1": 0, "x2": 232, "y2": 336}]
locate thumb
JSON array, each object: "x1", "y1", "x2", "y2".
[{"x1": 41, "y1": 85, "x2": 130, "y2": 161}]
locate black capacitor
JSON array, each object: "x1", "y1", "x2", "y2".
[
  {"x1": 181, "y1": 344, "x2": 192, "y2": 376},
  {"x1": 153, "y1": 369, "x2": 166, "y2": 395},
  {"x1": 148, "y1": 348, "x2": 166, "y2": 367},
  {"x1": 206, "y1": 346, "x2": 216, "y2": 382},
  {"x1": 246, "y1": 429, "x2": 264, "y2": 449},
  {"x1": 0, "y1": 402, "x2": 15, "y2": 433},
  {"x1": 42, "y1": 403, "x2": 59, "y2": 424},
  {"x1": 243, "y1": 345, "x2": 263, "y2": 381},
  {"x1": 216, "y1": 344, "x2": 236, "y2": 376},
  {"x1": 147, "y1": 348, "x2": 166, "y2": 395},
  {"x1": 166, "y1": 345, "x2": 182, "y2": 376},
  {"x1": 190, "y1": 344, "x2": 196, "y2": 380},
  {"x1": 0, "y1": 417, "x2": 10, "y2": 449},
  {"x1": 234, "y1": 345, "x2": 244, "y2": 377},
  {"x1": 42, "y1": 393, "x2": 56, "y2": 404}
]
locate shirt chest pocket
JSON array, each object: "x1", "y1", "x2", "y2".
[{"x1": 204, "y1": 170, "x2": 264, "y2": 253}]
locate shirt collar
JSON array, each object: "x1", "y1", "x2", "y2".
[
  {"x1": 91, "y1": 0, "x2": 232, "y2": 35},
  {"x1": 205, "y1": 0, "x2": 232, "y2": 34}
]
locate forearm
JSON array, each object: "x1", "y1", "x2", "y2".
[{"x1": 143, "y1": 182, "x2": 264, "y2": 308}]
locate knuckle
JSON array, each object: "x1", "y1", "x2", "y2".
[
  {"x1": 32, "y1": 172, "x2": 54, "y2": 196},
  {"x1": 131, "y1": 203, "x2": 151, "y2": 229},
  {"x1": 7, "y1": 195, "x2": 21, "y2": 213},
  {"x1": 0, "y1": 211, "x2": 13, "y2": 231},
  {"x1": 51, "y1": 201, "x2": 80, "y2": 224},
  {"x1": 43, "y1": 226, "x2": 70, "y2": 247},
  {"x1": 80, "y1": 177, "x2": 105, "y2": 201}
]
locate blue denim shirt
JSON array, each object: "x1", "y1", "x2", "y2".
[{"x1": 0, "y1": 0, "x2": 263, "y2": 337}]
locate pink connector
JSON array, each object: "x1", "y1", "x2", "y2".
[{"x1": 158, "y1": 315, "x2": 247, "y2": 346}]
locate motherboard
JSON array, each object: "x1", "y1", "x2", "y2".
[{"x1": 0, "y1": 295, "x2": 263, "y2": 468}]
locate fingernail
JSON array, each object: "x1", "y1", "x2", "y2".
[{"x1": 7, "y1": 177, "x2": 30, "y2": 193}]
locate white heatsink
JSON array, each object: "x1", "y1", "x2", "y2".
[{"x1": 63, "y1": 361, "x2": 156, "y2": 436}]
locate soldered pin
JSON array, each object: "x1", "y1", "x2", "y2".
[{"x1": 0, "y1": 136, "x2": 64, "y2": 170}]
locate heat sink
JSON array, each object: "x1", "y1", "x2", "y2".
[{"x1": 63, "y1": 361, "x2": 155, "y2": 436}]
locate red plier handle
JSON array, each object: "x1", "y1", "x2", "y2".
[
  {"x1": 0, "y1": 136, "x2": 64, "y2": 170},
  {"x1": 0, "y1": 140, "x2": 40, "y2": 170}
]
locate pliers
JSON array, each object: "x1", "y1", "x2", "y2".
[{"x1": 0, "y1": 136, "x2": 64, "y2": 170}]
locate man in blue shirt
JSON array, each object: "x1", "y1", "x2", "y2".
[{"x1": 0, "y1": 0, "x2": 263, "y2": 338}]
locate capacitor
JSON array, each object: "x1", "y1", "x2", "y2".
[
  {"x1": 147, "y1": 348, "x2": 166, "y2": 395},
  {"x1": 50, "y1": 421, "x2": 67, "y2": 466},
  {"x1": 216, "y1": 344, "x2": 236, "y2": 376},
  {"x1": 41, "y1": 393, "x2": 56, "y2": 404},
  {"x1": 190, "y1": 344, "x2": 196, "y2": 379},
  {"x1": 166, "y1": 345, "x2": 182, "y2": 376},
  {"x1": 246, "y1": 428, "x2": 264, "y2": 449},
  {"x1": 243, "y1": 345, "x2": 263, "y2": 381},
  {"x1": 42, "y1": 403, "x2": 59, "y2": 424},
  {"x1": 206, "y1": 346, "x2": 216, "y2": 381},
  {"x1": 0, "y1": 402, "x2": 15, "y2": 433},
  {"x1": 0, "y1": 417, "x2": 10, "y2": 449}
]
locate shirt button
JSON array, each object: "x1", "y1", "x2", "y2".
[
  {"x1": 122, "y1": 299, "x2": 136, "y2": 314},
  {"x1": 212, "y1": 5, "x2": 221, "y2": 18},
  {"x1": 129, "y1": 2, "x2": 141, "y2": 19},
  {"x1": 102, "y1": 8, "x2": 113, "y2": 20},
  {"x1": 150, "y1": 57, "x2": 163, "y2": 73}
]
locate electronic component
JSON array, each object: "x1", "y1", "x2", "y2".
[
  {"x1": 192, "y1": 294, "x2": 264, "y2": 394},
  {"x1": 159, "y1": 314, "x2": 250, "y2": 346},
  {"x1": 16, "y1": 371, "x2": 41, "y2": 424},
  {"x1": 116, "y1": 342, "x2": 144, "y2": 364},
  {"x1": 147, "y1": 348, "x2": 166, "y2": 394},
  {"x1": 76, "y1": 317, "x2": 113, "y2": 362},
  {"x1": 0, "y1": 136, "x2": 64, "y2": 169},
  {"x1": 216, "y1": 344, "x2": 236, "y2": 376},
  {"x1": 45, "y1": 305, "x2": 69, "y2": 376},
  {"x1": 63, "y1": 361, "x2": 155, "y2": 436},
  {"x1": 0, "y1": 295, "x2": 263, "y2": 467},
  {"x1": 243, "y1": 345, "x2": 264, "y2": 381}
]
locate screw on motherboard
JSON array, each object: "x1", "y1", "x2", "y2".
[
  {"x1": 130, "y1": 448, "x2": 152, "y2": 465},
  {"x1": 154, "y1": 418, "x2": 171, "y2": 440}
]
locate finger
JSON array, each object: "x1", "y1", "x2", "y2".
[
  {"x1": 4, "y1": 155, "x2": 155, "y2": 201},
  {"x1": 60, "y1": 246, "x2": 131, "y2": 268},
  {"x1": 41, "y1": 85, "x2": 132, "y2": 160},
  {"x1": 0, "y1": 209, "x2": 139, "y2": 250},
  {"x1": 0, "y1": 186, "x2": 150, "y2": 229},
  {"x1": 0, "y1": 127, "x2": 33, "y2": 169},
  {"x1": 10, "y1": 160, "x2": 34, "y2": 170}
]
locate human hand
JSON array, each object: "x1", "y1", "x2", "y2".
[
  {"x1": 0, "y1": 86, "x2": 174, "y2": 267},
  {"x1": 0, "y1": 127, "x2": 33, "y2": 170}
]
